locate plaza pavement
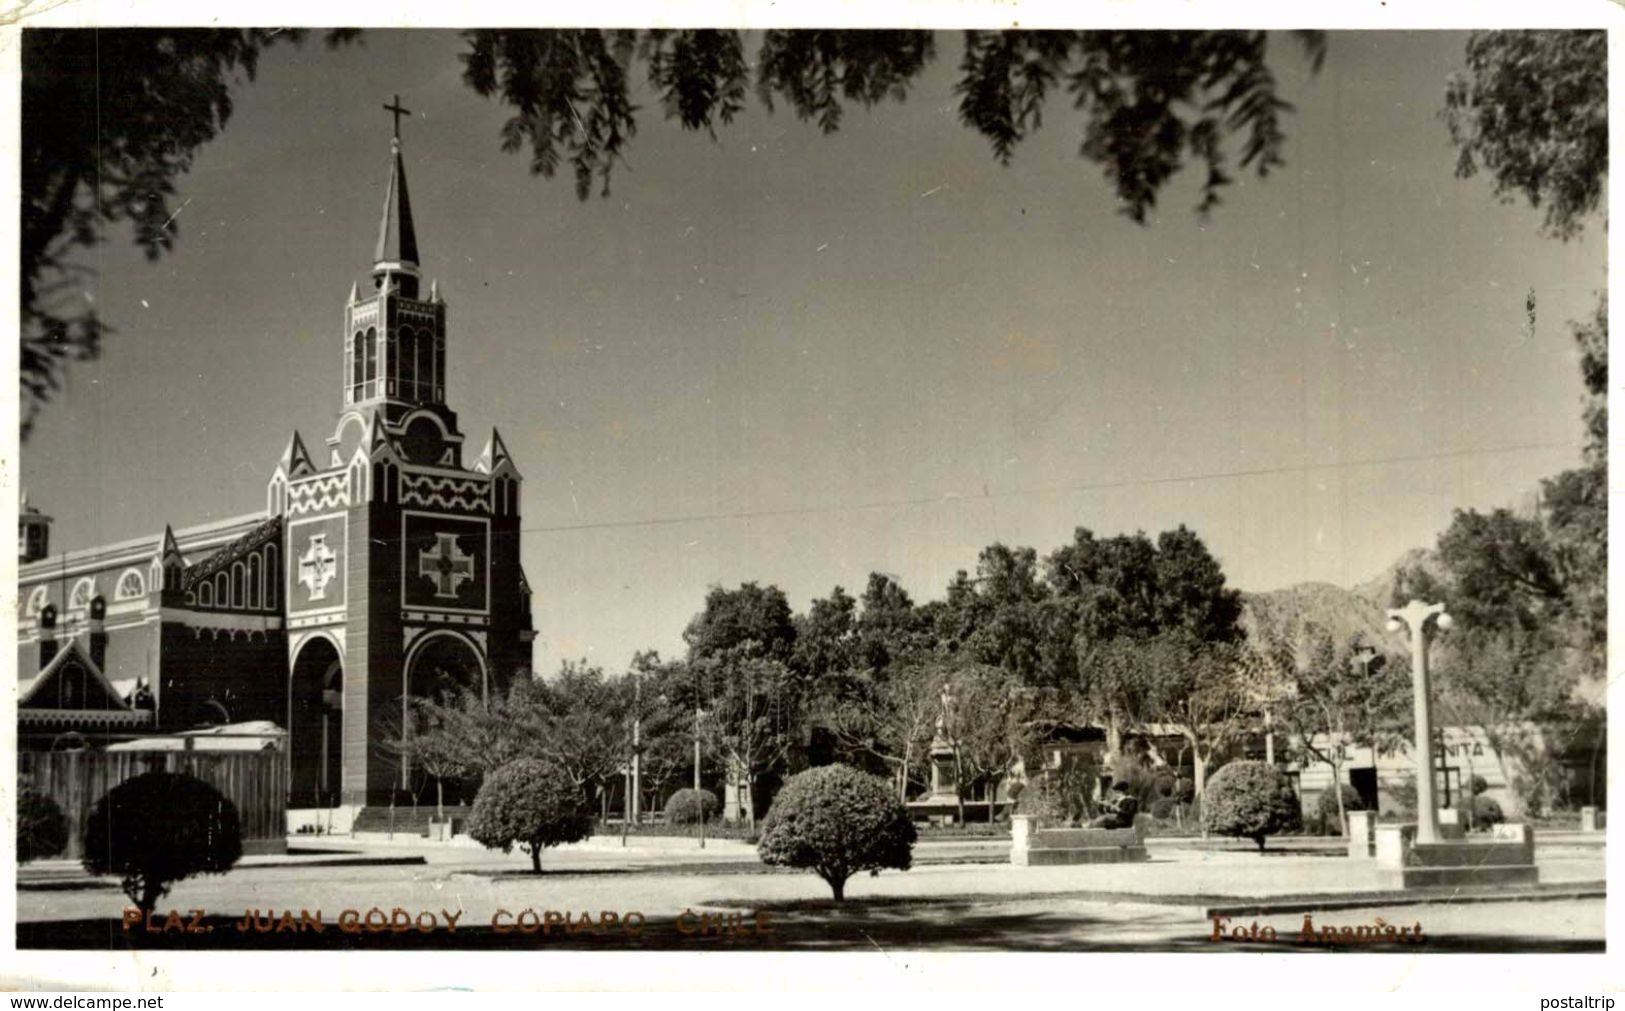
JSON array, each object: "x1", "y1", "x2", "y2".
[{"x1": 17, "y1": 831, "x2": 1603, "y2": 951}]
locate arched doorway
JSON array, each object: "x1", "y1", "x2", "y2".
[
  {"x1": 405, "y1": 632, "x2": 486, "y2": 702},
  {"x1": 289, "y1": 636, "x2": 343, "y2": 808},
  {"x1": 402, "y1": 632, "x2": 486, "y2": 806}
]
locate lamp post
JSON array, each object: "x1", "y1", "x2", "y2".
[{"x1": 1385, "y1": 599, "x2": 1453, "y2": 845}]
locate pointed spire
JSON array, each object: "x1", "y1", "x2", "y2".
[
  {"x1": 159, "y1": 525, "x2": 186, "y2": 591},
  {"x1": 429, "y1": 278, "x2": 440, "y2": 302},
  {"x1": 475, "y1": 427, "x2": 519, "y2": 477},
  {"x1": 279, "y1": 430, "x2": 315, "y2": 477},
  {"x1": 347, "y1": 280, "x2": 359, "y2": 304},
  {"x1": 374, "y1": 137, "x2": 419, "y2": 273}
]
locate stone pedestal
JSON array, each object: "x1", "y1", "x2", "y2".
[
  {"x1": 1581, "y1": 806, "x2": 1605, "y2": 832},
  {"x1": 1437, "y1": 808, "x2": 1467, "y2": 840},
  {"x1": 1011, "y1": 814, "x2": 1036, "y2": 867},
  {"x1": 1346, "y1": 810, "x2": 1377, "y2": 859},
  {"x1": 1376, "y1": 821, "x2": 1538, "y2": 888}
]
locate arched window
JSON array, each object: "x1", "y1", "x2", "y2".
[
  {"x1": 265, "y1": 545, "x2": 278, "y2": 609},
  {"x1": 417, "y1": 330, "x2": 434, "y2": 400},
  {"x1": 69, "y1": 578, "x2": 94, "y2": 610},
  {"x1": 232, "y1": 562, "x2": 247, "y2": 608},
  {"x1": 215, "y1": 572, "x2": 229, "y2": 608},
  {"x1": 199, "y1": 582, "x2": 213, "y2": 608},
  {"x1": 364, "y1": 326, "x2": 379, "y2": 397},
  {"x1": 399, "y1": 327, "x2": 418, "y2": 398},
  {"x1": 25, "y1": 585, "x2": 48, "y2": 617},
  {"x1": 60, "y1": 662, "x2": 85, "y2": 708},
  {"x1": 351, "y1": 331, "x2": 365, "y2": 397},
  {"x1": 247, "y1": 554, "x2": 261, "y2": 609},
  {"x1": 115, "y1": 569, "x2": 146, "y2": 601},
  {"x1": 433, "y1": 335, "x2": 445, "y2": 399},
  {"x1": 349, "y1": 461, "x2": 367, "y2": 502}
]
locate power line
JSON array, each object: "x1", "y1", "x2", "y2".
[{"x1": 520, "y1": 439, "x2": 1579, "y2": 536}]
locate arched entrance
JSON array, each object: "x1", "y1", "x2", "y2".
[
  {"x1": 405, "y1": 632, "x2": 486, "y2": 702},
  {"x1": 289, "y1": 636, "x2": 343, "y2": 808},
  {"x1": 401, "y1": 632, "x2": 486, "y2": 805}
]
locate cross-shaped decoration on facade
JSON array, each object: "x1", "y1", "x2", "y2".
[
  {"x1": 383, "y1": 94, "x2": 412, "y2": 141},
  {"x1": 419, "y1": 533, "x2": 475, "y2": 600},
  {"x1": 298, "y1": 534, "x2": 338, "y2": 601}
]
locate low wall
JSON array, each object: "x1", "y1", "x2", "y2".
[{"x1": 1011, "y1": 815, "x2": 1148, "y2": 866}]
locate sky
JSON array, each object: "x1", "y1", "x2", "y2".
[{"x1": 19, "y1": 29, "x2": 1604, "y2": 674}]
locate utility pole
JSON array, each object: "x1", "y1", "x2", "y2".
[{"x1": 631, "y1": 672, "x2": 642, "y2": 825}]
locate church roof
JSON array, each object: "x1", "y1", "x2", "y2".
[
  {"x1": 19, "y1": 640, "x2": 146, "y2": 727},
  {"x1": 374, "y1": 138, "x2": 419, "y2": 269},
  {"x1": 182, "y1": 516, "x2": 282, "y2": 591}
]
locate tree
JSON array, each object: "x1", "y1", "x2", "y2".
[
  {"x1": 698, "y1": 650, "x2": 800, "y2": 830},
  {"x1": 790, "y1": 585, "x2": 859, "y2": 687},
  {"x1": 936, "y1": 660, "x2": 1031, "y2": 824},
  {"x1": 1273, "y1": 627, "x2": 1409, "y2": 835},
  {"x1": 82, "y1": 771, "x2": 243, "y2": 916},
  {"x1": 623, "y1": 651, "x2": 692, "y2": 819},
  {"x1": 827, "y1": 661, "x2": 945, "y2": 802},
  {"x1": 756, "y1": 764, "x2": 916, "y2": 902},
  {"x1": 1142, "y1": 634, "x2": 1253, "y2": 808},
  {"x1": 683, "y1": 582, "x2": 797, "y2": 662},
  {"x1": 467, "y1": 758, "x2": 594, "y2": 873},
  {"x1": 378, "y1": 698, "x2": 470, "y2": 819},
  {"x1": 853, "y1": 572, "x2": 939, "y2": 672},
  {"x1": 1432, "y1": 625, "x2": 1579, "y2": 818},
  {"x1": 1443, "y1": 30, "x2": 1605, "y2": 241},
  {"x1": 1200, "y1": 759, "x2": 1302, "y2": 852},
  {"x1": 1442, "y1": 27, "x2": 1606, "y2": 679},
  {"x1": 19, "y1": 28, "x2": 357, "y2": 436},
  {"x1": 24, "y1": 29, "x2": 1324, "y2": 434},
  {"x1": 17, "y1": 789, "x2": 68, "y2": 864},
  {"x1": 523, "y1": 661, "x2": 630, "y2": 809}
]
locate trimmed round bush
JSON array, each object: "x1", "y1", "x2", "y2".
[
  {"x1": 467, "y1": 758, "x2": 593, "y2": 873},
  {"x1": 82, "y1": 771, "x2": 243, "y2": 915},
  {"x1": 1469, "y1": 775, "x2": 1489, "y2": 797},
  {"x1": 664, "y1": 788, "x2": 719, "y2": 826},
  {"x1": 757, "y1": 764, "x2": 917, "y2": 902},
  {"x1": 1472, "y1": 796, "x2": 1505, "y2": 830},
  {"x1": 17, "y1": 789, "x2": 67, "y2": 864},
  {"x1": 1201, "y1": 761, "x2": 1303, "y2": 852}
]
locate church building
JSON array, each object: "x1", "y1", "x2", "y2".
[{"x1": 16, "y1": 112, "x2": 535, "y2": 821}]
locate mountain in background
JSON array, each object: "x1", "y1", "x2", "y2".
[{"x1": 1240, "y1": 548, "x2": 1444, "y2": 663}]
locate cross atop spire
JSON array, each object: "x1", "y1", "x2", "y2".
[
  {"x1": 383, "y1": 94, "x2": 412, "y2": 143},
  {"x1": 372, "y1": 95, "x2": 420, "y2": 290}
]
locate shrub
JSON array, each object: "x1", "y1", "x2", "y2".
[
  {"x1": 664, "y1": 788, "x2": 719, "y2": 826},
  {"x1": 17, "y1": 789, "x2": 67, "y2": 864},
  {"x1": 467, "y1": 758, "x2": 593, "y2": 873},
  {"x1": 1149, "y1": 798, "x2": 1176, "y2": 820},
  {"x1": 1469, "y1": 774, "x2": 1489, "y2": 798},
  {"x1": 757, "y1": 764, "x2": 916, "y2": 902},
  {"x1": 82, "y1": 771, "x2": 242, "y2": 916},
  {"x1": 1314, "y1": 784, "x2": 1371, "y2": 835},
  {"x1": 1387, "y1": 774, "x2": 1417, "y2": 817},
  {"x1": 1201, "y1": 761, "x2": 1303, "y2": 852},
  {"x1": 1472, "y1": 796, "x2": 1505, "y2": 830}
]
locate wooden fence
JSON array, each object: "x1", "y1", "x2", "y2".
[{"x1": 19, "y1": 749, "x2": 288, "y2": 859}]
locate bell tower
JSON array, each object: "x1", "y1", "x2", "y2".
[
  {"x1": 268, "y1": 96, "x2": 533, "y2": 812},
  {"x1": 342, "y1": 95, "x2": 454, "y2": 429}
]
